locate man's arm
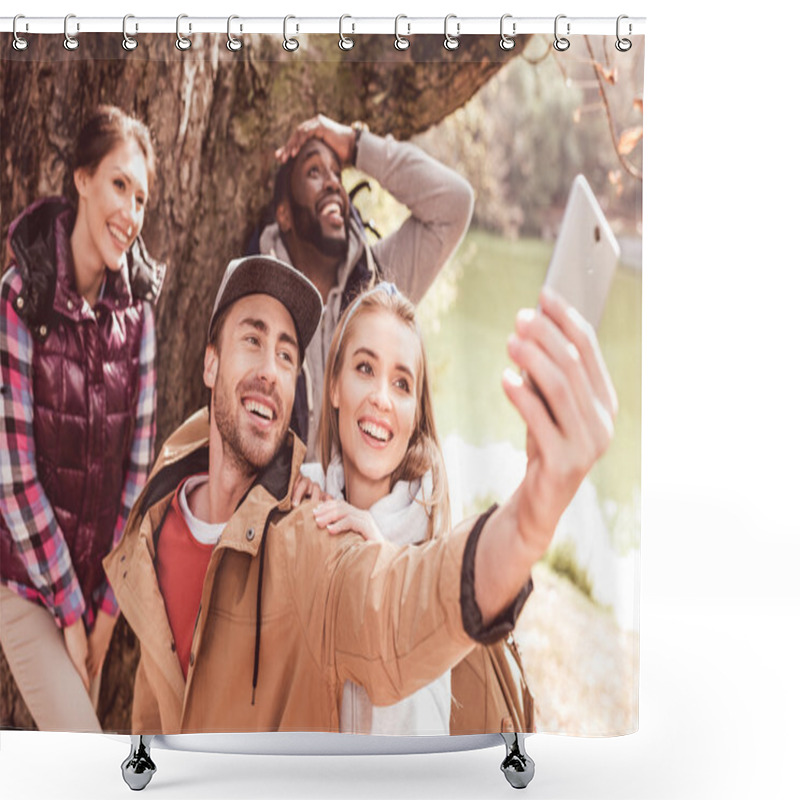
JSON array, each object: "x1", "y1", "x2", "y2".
[{"x1": 355, "y1": 129, "x2": 474, "y2": 304}]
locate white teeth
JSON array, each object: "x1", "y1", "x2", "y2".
[
  {"x1": 321, "y1": 201, "x2": 342, "y2": 216},
  {"x1": 108, "y1": 225, "x2": 129, "y2": 245},
  {"x1": 245, "y1": 400, "x2": 274, "y2": 420},
  {"x1": 359, "y1": 420, "x2": 391, "y2": 442}
]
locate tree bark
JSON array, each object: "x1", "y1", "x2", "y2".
[{"x1": 1, "y1": 32, "x2": 525, "y2": 731}]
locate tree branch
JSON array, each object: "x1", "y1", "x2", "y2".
[{"x1": 584, "y1": 37, "x2": 642, "y2": 182}]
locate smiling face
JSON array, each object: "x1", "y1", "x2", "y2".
[
  {"x1": 73, "y1": 137, "x2": 149, "y2": 274},
  {"x1": 283, "y1": 139, "x2": 350, "y2": 260},
  {"x1": 331, "y1": 308, "x2": 422, "y2": 508},
  {"x1": 204, "y1": 294, "x2": 300, "y2": 478}
]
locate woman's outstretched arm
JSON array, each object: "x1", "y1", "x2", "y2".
[{"x1": 474, "y1": 288, "x2": 618, "y2": 623}]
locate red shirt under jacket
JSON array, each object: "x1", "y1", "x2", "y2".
[{"x1": 155, "y1": 479, "x2": 214, "y2": 679}]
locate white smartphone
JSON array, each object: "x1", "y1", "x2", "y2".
[
  {"x1": 542, "y1": 174, "x2": 620, "y2": 330},
  {"x1": 527, "y1": 176, "x2": 620, "y2": 420}
]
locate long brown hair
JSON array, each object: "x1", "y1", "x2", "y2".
[{"x1": 319, "y1": 285, "x2": 451, "y2": 539}]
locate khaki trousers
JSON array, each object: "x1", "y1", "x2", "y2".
[{"x1": 0, "y1": 584, "x2": 102, "y2": 732}]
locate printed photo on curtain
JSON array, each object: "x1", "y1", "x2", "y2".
[{"x1": 1, "y1": 29, "x2": 643, "y2": 740}]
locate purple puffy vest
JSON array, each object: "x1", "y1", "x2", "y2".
[{"x1": 1, "y1": 199, "x2": 156, "y2": 617}]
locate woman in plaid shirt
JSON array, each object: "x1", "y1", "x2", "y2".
[{"x1": 0, "y1": 106, "x2": 164, "y2": 731}]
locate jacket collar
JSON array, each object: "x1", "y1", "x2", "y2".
[
  {"x1": 7, "y1": 196, "x2": 166, "y2": 334},
  {"x1": 138, "y1": 408, "x2": 306, "y2": 530}
]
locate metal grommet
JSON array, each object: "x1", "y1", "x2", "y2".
[
  {"x1": 443, "y1": 14, "x2": 459, "y2": 51},
  {"x1": 283, "y1": 15, "x2": 299, "y2": 52},
  {"x1": 176, "y1": 14, "x2": 192, "y2": 51},
  {"x1": 12, "y1": 15, "x2": 29, "y2": 51},
  {"x1": 394, "y1": 15, "x2": 410, "y2": 51},
  {"x1": 64, "y1": 14, "x2": 79, "y2": 51},
  {"x1": 122, "y1": 14, "x2": 138, "y2": 51},
  {"x1": 246, "y1": 527, "x2": 255, "y2": 541},
  {"x1": 227, "y1": 15, "x2": 243, "y2": 52},
  {"x1": 339, "y1": 15, "x2": 354, "y2": 51},
  {"x1": 553, "y1": 14, "x2": 570, "y2": 52},
  {"x1": 615, "y1": 15, "x2": 632, "y2": 52},
  {"x1": 499, "y1": 14, "x2": 516, "y2": 51}
]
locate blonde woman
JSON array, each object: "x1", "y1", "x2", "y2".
[{"x1": 295, "y1": 282, "x2": 452, "y2": 734}]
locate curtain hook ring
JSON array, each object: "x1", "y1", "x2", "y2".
[
  {"x1": 443, "y1": 14, "x2": 459, "y2": 51},
  {"x1": 227, "y1": 15, "x2": 243, "y2": 51},
  {"x1": 339, "y1": 15, "x2": 354, "y2": 51},
  {"x1": 122, "y1": 14, "x2": 138, "y2": 51},
  {"x1": 553, "y1": 14, "x2": 570, "y2": 51},
  {"x1": 12, "y1": 15, "x2": 29, "y2": 51},
  {"x1": 64, "y1": 13, "x2": 79, "y2": 51},
  {"x1": 615, "y1": 15, "x2": 632, "y2": 52},
  {"x1": 339, "y1": 14, "x2": 356, "y2": 50},
  {"x1": 499, "y1": 14, "x2": 516, "y2": 51},
  {"x1": 394, "y1": 15, "x2": 410, "y2": 51},
  {"x1": 283, "y1": 15, "x2": 299, "y2": 51},
  {"x1": 176, "y1": 14, "x2": 191, "y2": 51}
]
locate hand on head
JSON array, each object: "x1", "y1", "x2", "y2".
[{"x1": 275, "y1": 114, "x2": 357, "y2": 166}]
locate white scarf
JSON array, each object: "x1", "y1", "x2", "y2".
[{"x1": 321, "y1": 451, "x2": 434, "y2": 546}]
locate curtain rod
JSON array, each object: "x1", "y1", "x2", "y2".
[{"x1": 1, "y1": 15, "x2": 646, "y2": 37}]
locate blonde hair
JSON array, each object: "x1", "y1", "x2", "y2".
[{"x1": 319, "y1": 285, "x2": 450, "y2": 539}]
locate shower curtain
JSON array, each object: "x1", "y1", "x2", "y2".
[{"x1": 1, "y1": 26, "x2": 643, "y2": 739}]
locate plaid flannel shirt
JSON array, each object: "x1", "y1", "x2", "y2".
[{"x1": 0, "y1": 268, "x2": 156, "y2": 630}]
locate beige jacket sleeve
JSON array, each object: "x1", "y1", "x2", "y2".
[
  {"x1": 284, "y1": 506, "x2": 475, "y2": 708},
  {"x1": 356, "y1": 131, "x2": 474, "y2": 304}
]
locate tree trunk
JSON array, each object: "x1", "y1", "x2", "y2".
[{"x1": 1, "y1": 32, "x2": 525, "y2": 731}]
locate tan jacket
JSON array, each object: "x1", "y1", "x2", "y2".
[{"x1": 105, "y1": 410, "x2": 495, "y2": 735}]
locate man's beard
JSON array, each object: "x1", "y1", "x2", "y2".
[
  {"x1": 290, "y1": 194, "x2": 348, "y2": 260},
  {"x1": 212, "y1": 378, "x2": 289, "y2": 476}
]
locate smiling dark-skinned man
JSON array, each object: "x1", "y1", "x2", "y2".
[{"x1": 256, "y1": 114, "x2": 475, "y2": 463}]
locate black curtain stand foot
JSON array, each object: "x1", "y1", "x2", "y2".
[
  {"x1": 500, "y1": 732, "x2": 535, "y2": 789},
  {"x1": 121, "y1": 735, "x2": 157, "y2": 791}
]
